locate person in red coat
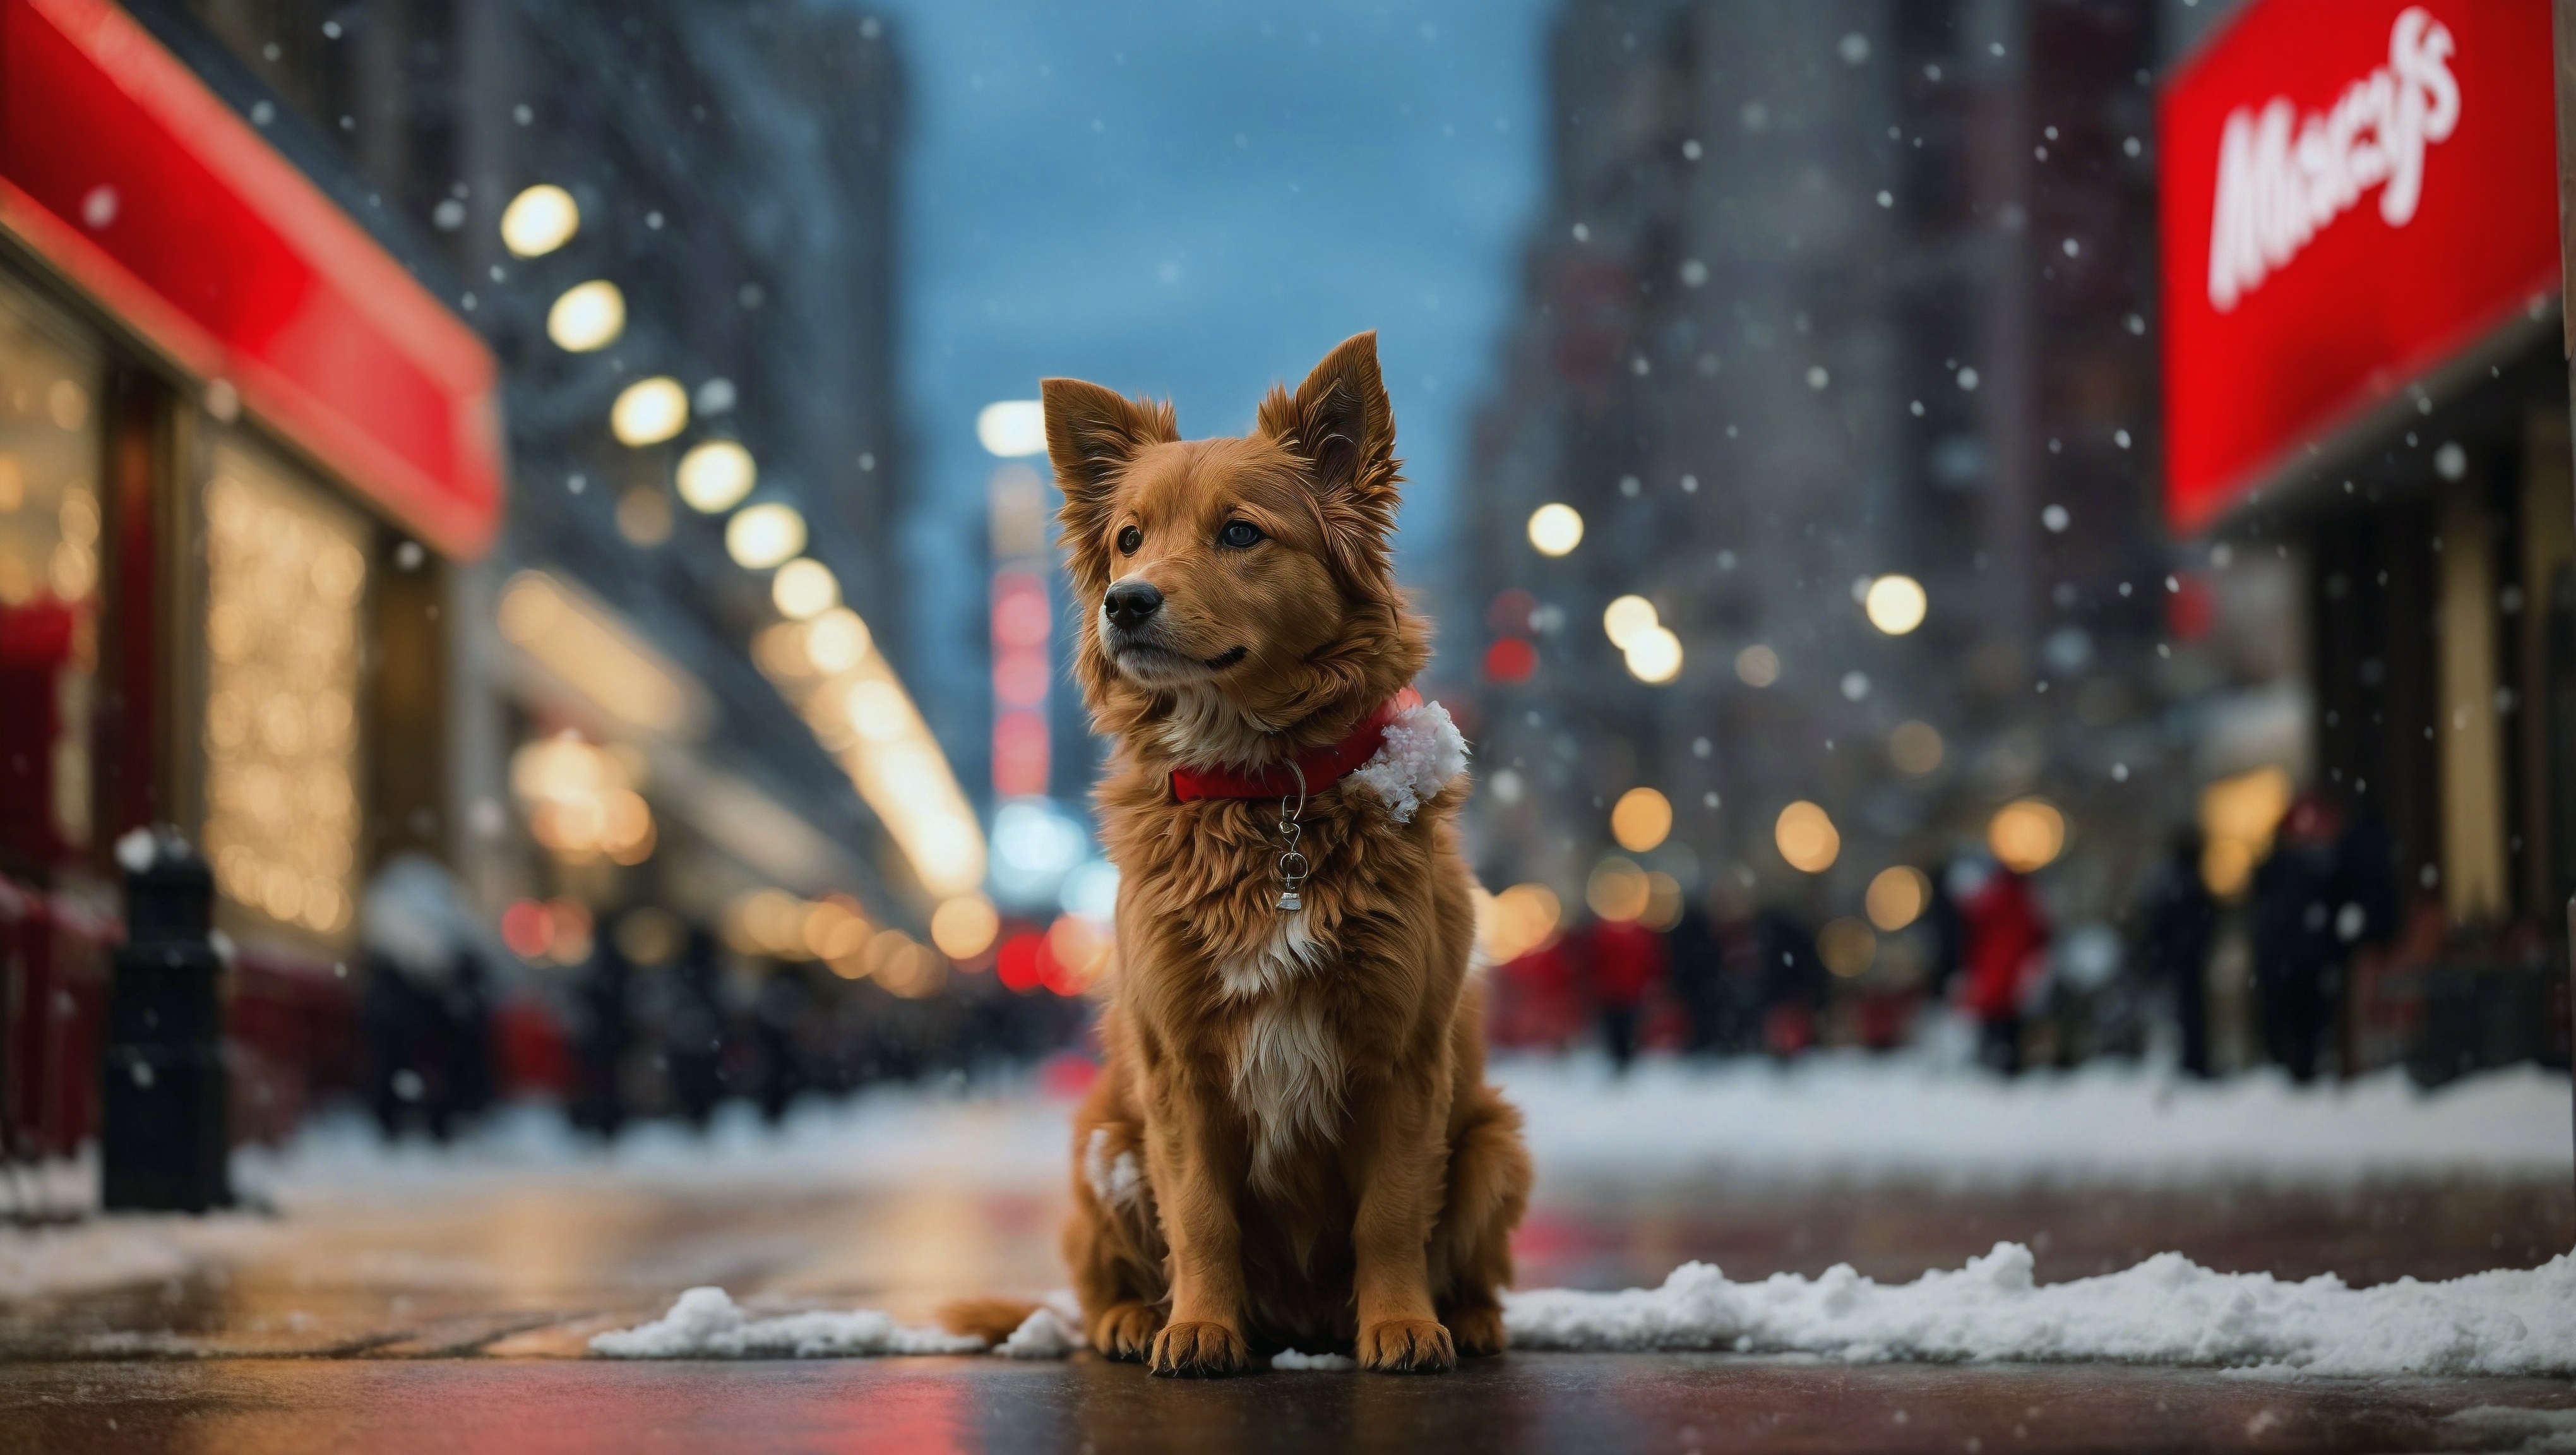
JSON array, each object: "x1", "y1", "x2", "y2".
[
  {"x1": 1955, "y1": 860, "x2": 2051, "y2": 1075},
  {"x1": 1576, "y1": 917, "x2": 1667, "y2": 1075}
]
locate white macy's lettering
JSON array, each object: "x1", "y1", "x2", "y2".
[{"x1": 2206, "y1": 6, "x2": 2460, "y2": 313}]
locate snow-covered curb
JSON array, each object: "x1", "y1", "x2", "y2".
[
  {"x1": 593, "y1": 1243, "x2": 2576, "y2": 1378},
  {"x1": 0, "y1": 1214, "x2": 284, "y2": 1302},
  {"x1": 1505, "y1": 1058, "x2": 2575, "y2": 1188}
]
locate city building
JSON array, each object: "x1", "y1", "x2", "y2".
[
  {"x1": 1460, "y1": 0, "x2": 2171, "y2": 1010},
  {"x1": 2158, "y1": 0, "x2": 2569, "y2": 1076}
]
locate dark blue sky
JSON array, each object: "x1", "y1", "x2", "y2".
[{"x1": 868, "y1": 0, "x2": 1554, "y2": 776}]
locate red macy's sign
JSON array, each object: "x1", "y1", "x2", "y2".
[{"x1": 2159, "y1": 0, "x2": 2558, "y2": 534}]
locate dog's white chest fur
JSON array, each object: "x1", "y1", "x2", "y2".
[{"x1": 1220, "y1": 914, "x2": 1345, "y2": 1188}]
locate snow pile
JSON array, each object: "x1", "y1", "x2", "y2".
[
  {"x1": 1349, "y1": 699, "x2": 1467, "y2": 823},
  {"x1": 1500, "y1": 1242, "x2": 2576, "y2": 1377},
  {"x1": 590, "y1": 1286, "x2": 987, "y2": 1359},
  {"x1": 594, "y1": 1245, "x2": 2576, "y2": 1377},
  {"x1": 1501, "y1": 1056, "x2": 2574, "y2": 1187},
  {"x1": 994, "y1": 1293, "x2": 1085, "y2": 1359}
]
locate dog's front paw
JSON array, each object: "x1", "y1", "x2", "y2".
[
  {"x1": 1091, "y1": 1301, "x2": 1165, "y2": 1362},
  {"x1": 1357, "y1": 1317, "x2": 1456, "y2": 1374},
  {"x1": 1149, "y1": 1320, "x2": 1252, "y2": 1377},
  {"x1": 1443, "y1": 1305, "x2": 1506, "y2": 1358}
]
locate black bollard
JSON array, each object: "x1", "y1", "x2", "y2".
[{"x1": 100, "y1": 829, "x2": 231, "y2": 1212}]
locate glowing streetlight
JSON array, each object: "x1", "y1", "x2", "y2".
[
  {"x1": 1602, "y1": 594, "x2": 1659, "y2": 648},
  {"x1": 1866, "y1": 865, "x2": 1931, "y2": 931},
  {"x1": 1988, "y1": 798, "x2": 2066, "y2": 873},
  {"x1": 610, "y1": 377, "x2": 688, "y2": 446},
  {"x1": 676, "y1": 440, "x2": 756, "y2": 513},
  {"x1": 1863, "y1": 573, "x2": 1928, "y2": 635},
  {"x1": 500, "y1": 184, "x2": 579, "y2": 257},
  {"x1": 1527, "y1": 503, "x2": 1583, "y2": 556},
  {"x1": 770, "y1": 558, "x2": 838, "y2": 620},
  {"x1": 725, "y1": 501, "x2": 807, "y2": 570},
  {"x1": 977, "y1": 400, "x2": 1047, "y2": 457},
  {"x1": 1624, "y1": 626, "x2": 1682, "y2": 684},
  {"x1": 1775, "y1": 800, "x2": 1840, "y2": 873},
  {"x1": 1610, "y1": 786, "x2": 1671, "y2": 853},
  {"x1": 546, "y1": 280, "x2": 624, "y2": 352},
  {"x1": 929, "y1": 894, "x2": 1000, "y2": 960}
]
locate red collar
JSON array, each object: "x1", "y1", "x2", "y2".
[{"x1": 1170, "y1": 688, "x2": 1422, "y2": 801}]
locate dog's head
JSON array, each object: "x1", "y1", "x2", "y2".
[{"x1": 1046, "y1": 331, "x2": 1427, "y2": 769}]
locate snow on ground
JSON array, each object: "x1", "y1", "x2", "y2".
[
  {"x1": 1500, "y1": 1242, "x2": 2576, "y2": 1375},
  {"x1": 594, "y1": 1243, "x2": 2576, "y2": 1377},
  {"x1": 234, "y1": 1054, "x2": 2574, "y2": 1209},
  {"x1": 7, "y1": 1055, "x2": 2565, "y2": 1307},
  {"x1": 0, "y1": 1211, "x2": 284, "y2": 1302},
  {"x1": 1501, "y1": 1055, "x2": 2574, "y2": 1188}
]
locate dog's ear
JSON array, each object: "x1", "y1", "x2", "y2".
[
  {"x1": 1256, "y1": 332, "x2": 1401, "y2": 585},
  {"x1": 1044, "y1": 378, "x2": 1175, "y2": 584}
]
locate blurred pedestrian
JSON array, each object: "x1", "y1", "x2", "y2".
[
  {"x1": 1662, "y1": 895, "x2": 1726, "y2": 1057},
  {"x1": 357, "y1": 856, "x2": 492, "y2": 1142},
  {"x1": 2133, "y1": 827, "x2": 2219, "y2": 1078},
  {"x1": 568, "y1": 930, "x2": 633, "y2": 1139},
  {"x1": 753, "y1": 961, "x2": 811, "y2": 1125},
  {"x1": 1920, "y1": 857, "x2": 1967, "y2": 1000},
  {"x1": 2249, "y1": 793, "x2": 2352, "y2": 1082},
  {"x1": 665, "y1": 926, "x2": 729, "y2": 1129},
  {"x1": 1955, "y1": 858, "x2": 2050, "y2": 1076},
  {"x1": 1751, "y1": 906, "x2": 1823, "y2": 1059},
  {"x1": 1575, "y1": 916, "x2": 1665, "y2": 1075}
]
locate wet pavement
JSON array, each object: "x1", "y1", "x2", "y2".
[
  {"x1": 2, "y1": 1125, "x2": 2570, "y2": 1453},
  {"x1": 7, "y1": 1353, "x2": 2576, "y2": 1455}
]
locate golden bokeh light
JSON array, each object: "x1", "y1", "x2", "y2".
[
  {"x1": 1988, "y1": 798, "x2": 2067, "y2": 873},
  {"x1": 500, "y1": 183, "x2": 579, "y2": 257},
  {"x1": 1640, "y1": 871, "x2": 1684, "y2": 931},
  {"x1": 676, "y1": 440, "x2": 758, "y2": 513},
  {"x1": 1585, "y1": 856, "x2": 1651, "y2": 921},
  {"x1": 1865, "y1": 865, "x2": 1931, "y2": 931},
  {"x1": 1602, "y1": 594, "x2": 1658, "y2": 648},
  {"x1": 1818, "y1": 916, "x2": 1878, "y2": 976},
  {"x1": 2198, "y1": 765, "x2": 2292, "y2": 898},
  {"x1": 1774, "y1": 799, "x2": 1840, "y2": 873},
  {"x1": 1862, "y1": 573, "x2": 1928, "y2": 635},
  {"x1": 771, "y1": 558, "x2": 838, "y2": 620},
  {"x1": 1889, "y1": 719, "x2": 1945, "y2": 775},
  {"x1": 1734, "y1": 644, "x2": 1780, "y2": 687},
  {"x1": 725, "y1": 501, "x2": 808, "y2": 570},
  {"x1": 1527, "y1": 502, "x2": 1583, "y2": 556},
  {"x1": 930, "y1": 894, "x2": 1000, "y2": 960},
  {"x1": 610, "y1": 376, "x2": 689, "y2": 446},
  {"x1": 1609, "y1": 786, "x2": 1672, "y2": 853},
  {"x1": 1477, "y1": 882, "x2": 1563, "y2": 963},
  {"x1": 546, "y1": 280, "x2": 624, "y2": 352},
  {"x1": 1623, "y1": 626, "x2": 1683, "y2": 684}
]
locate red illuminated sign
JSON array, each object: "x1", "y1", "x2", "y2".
[
  {"x1": 0, "y1": 0, "x2": 503, "y2": 558},
  {"x1": 2158, "y1": 0, "x2": 2558, "y2": 533}
]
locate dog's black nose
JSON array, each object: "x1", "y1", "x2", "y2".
[{"x1": 1103, "y1": 580, "x2": 1163, "y2": 632}]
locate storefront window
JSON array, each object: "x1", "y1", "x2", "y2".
[
  {"x1": 201, "y1": 441, "x2": 368, "y2": 943},
  {"x1": 0, "y1": 282, "x2": 105, "y2": 867}
]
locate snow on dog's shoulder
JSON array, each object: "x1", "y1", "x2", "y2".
[{"x1": 1348, "y1": 698, "x2": 1467, "y2": 823}]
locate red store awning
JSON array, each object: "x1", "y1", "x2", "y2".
[
  {"x1": 0, "y1": 0, "x2": 503, "y2": 558},
  {"x1": 2157, "y1": 0, "x2": 2560, "y2": 534}
]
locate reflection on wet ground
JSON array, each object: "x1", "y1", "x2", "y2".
[
  {"x1": 4, "y1": 1353, "x2": 2573, "y2": 1455},
  {"x1": 2, "y1": 1167, "x2": 2568, "y2": 1452}
]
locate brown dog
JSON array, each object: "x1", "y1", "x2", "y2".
[{"x1": 944, "y1": 332, "x2": 1530, "y2": 1376}]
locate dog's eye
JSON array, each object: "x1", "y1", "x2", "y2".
[
  {"x1": 1218, "y1": 520, "x2": 1264, "y2": 549},
  {"x1": 1117, "y1": 525, "x2": 1142, "y2": 554}
]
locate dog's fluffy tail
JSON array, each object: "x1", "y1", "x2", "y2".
[{"x1": 938, "y1": 1295, "x2": 1049, "y2": 1344}]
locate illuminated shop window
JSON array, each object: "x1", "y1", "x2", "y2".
[
  {"x1": 201, "y1": 444, "x2": 368, "y2": 941},
  {"x1": 0, "y1": 284, "x2": 105, "y2": 861}
]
